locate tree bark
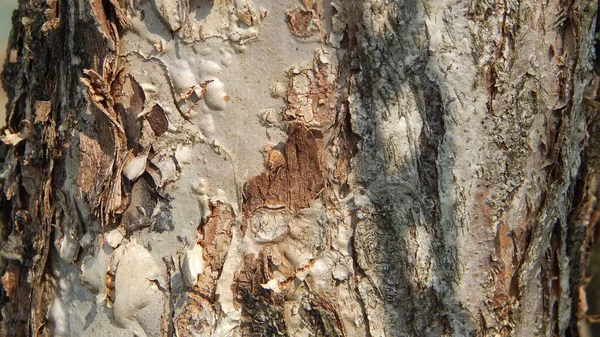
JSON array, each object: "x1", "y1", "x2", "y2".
[{"x1": 0, "y1": 0, "x2": 599, "y2": 336}]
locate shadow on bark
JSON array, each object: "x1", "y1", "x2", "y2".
[{"x1": 346, "y1": 0, "x2": 470, "y2": 334}]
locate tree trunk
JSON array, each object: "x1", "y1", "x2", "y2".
[{"x1": 0, "y1": 0, "x2": 599, "y2": 336}]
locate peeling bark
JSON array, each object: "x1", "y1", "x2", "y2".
[{"x1": 0, "y1": 0, "x2": 599, "y2": 336}]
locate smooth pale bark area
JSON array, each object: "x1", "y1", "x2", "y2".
[{"x1": 0, "y1": 0, "x2": 599, "y2": 336}]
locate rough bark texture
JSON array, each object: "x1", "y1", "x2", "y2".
[{"x1": 0, "y1": 0, "x2": 599, "y2": 336}]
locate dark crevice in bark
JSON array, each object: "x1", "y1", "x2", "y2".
[
  {"x1": 566, "y1": 17, "x2": 600, "y2": 331},
  {"x1": 237, "y1": 253, "x2": 289, "y2": 337},
  {"x1": 550, "y1": 219, "x2": 563, "y2": 336},
  {"x1": 0, "y1": 0, "x2": 123, "y2": 334},
  {"x1": 239, "y1": 287, "x2": 288, "y2": 337},
  {"x1": 0, "y1": 1, "x2": 64, "y2": 334},
  {"x1": 566, "y1": 159, "x2": 595, "y2": 336}
]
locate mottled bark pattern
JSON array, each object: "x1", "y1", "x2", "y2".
[{"x1": 0, "y1": 0, "x2": 599, "y2": 337}]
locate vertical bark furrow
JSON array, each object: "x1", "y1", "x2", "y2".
[
  {"x1": 0, "y1": 2, "x2": 73, "y2": 335},
  {"x1": 568, "y1": 31, "x2": 600, "y2": 332},
  {"x1": 0, "y1": 0, "x2": 127, "y2": 335}
]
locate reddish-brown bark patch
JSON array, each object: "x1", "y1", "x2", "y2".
[
  {"x1": 0, "y1": 264, "x2": 18, "y2": 298},
  {"x1": 0, "y1": 262, "x2": 29, "y2": 336},
  {"x1": 174, "y1": 294, "x2": 216, "y2": 336},
  {"x1": 243, "y1": 122, "x2": 324, "y2": 215},
  {"x1": 287, "y1": 8, "x2": 315, "y2": 37},
  {"x1": 194, "y1": 201, "x2": 234, "y2": 297},
  {"x1": 77, "y1": 132, "x2": 113, "y2": 195},
  {"x1": 146, "y1": 104, "x2": 169, "y2": 137},
  {"x1": 89, "y1": 0, "x2": 112, "y2": 40}
]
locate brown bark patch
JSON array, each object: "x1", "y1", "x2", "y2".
[
  {"x1": 34, "y1": 101, "x2": 52, "y2": 124},
  {"x1": 194, "y1": 201, "x2": 234, "y2": 297},
  {"x1": 287, "y1": 8, "x2": 315, "y2": 37},
  {"x1": 108, "y1": 0, "x2": 133, "y2": 28},
  {"x1": 76, "y1": 117, "x2": 127, "y2": 227},
  {"x1": 0, "y1": 262, "x2": 29, "y2": 336},
  {"x1": 174, "y1": 294, "x2": 216, "y2": 336},
  {"x1": 77, "y1": 132, "x2": 113, "y2": 197},
  {"x1": 81, "y1": 68, "x2": 125, "y2": 135},
  {"x1": 106, "y1": 265, "x2": 116, "y2": 307},
  {"x1": 80, "y1": 62, "x2": 132, "y2": 227},
  {"x1": 494, "y1": 222, "x2": 515, "y2": 284},
  {"x1": 146, "y1": 104, "x2": 169, "y2": 137},
  {"x1": 0, "y1": 264, "x2": 18, "y2": 298},
  {"x1": 88, "y1": 0, "x2": 119, "y2": 45},
  {"x1": 41, "y1": 0, "x2": 60, "y2": 33},
  {"x1": 243, "y1": 122, "x2": 324, "y2": 215},
  {"x1": 173, "y1": 203, "x2": 234, "y2": 335}
]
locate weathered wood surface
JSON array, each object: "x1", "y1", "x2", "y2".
[{"x1": 0, "y1": 0, "x2": 599, "y2": 336}]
